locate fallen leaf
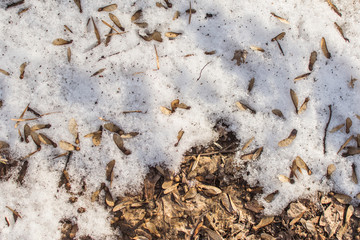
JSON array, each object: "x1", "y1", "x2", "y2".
[
  {"x1": 109, "y1": 13, "x2": 125, "y2": 31},
  {"x1": 98, "y1": 4, "x2": 117, "y2": 12},
  {"x1": 139, "y1": 31, "x2": 163, "y2": 42},
  {"x1": 308, "y1": 51, "x2": 317, "y2": 71},
  {"x1": 52, "y1": 38, "x2": 73, "y2": 45},
  {"x1": 298, "y1": 97, "x2": 310, "y2": 114},
  {"x1": 330, "y1": 123, "x2": 344, "y2": 133},
  {"x1": 278, "y1": 129, "x2": 297, "y2": 147},
  {"x1": 131, "y1": 10, "x2": 142, "y2": 22},
  {"x1": 346, "y1": 117, "x2": 352, "y2": 134},
  {"x1": 171, "y1": 99, "x2": 179, "y2": 111},
  {"x1": 326, "y1": 164, "x2": 336, "y2": 179},
  {"x1": 19, "y1": 62, "x2": 27, "y2": 79},
  {"x1": 272, "y1": 109, "x2": 285, "y2": 119},
  {"x1": 290, "y1": 89, "x2": 298, "y2": 113},
  {"x1": 253, "y1": 216, "x2": 274, "y2": 231},
  {"x1": 321, "y1": 37, "x2": 331, "y2": 59},
  {"x1": 295, "y1": 156, "x2": 311, "y2": 175},
  {"x1": 30, "y1": 131, "x2": 42, "y2": 150},
  {"x1": 38, "y1": 133, "x2": 57, "y2": 148},
  {"x1": 113, "y1": 133, "x2": 131, "y2": 155}
]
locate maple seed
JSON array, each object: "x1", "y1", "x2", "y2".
[{"x1": 321, "y1": 37, "x2": 331, "y2": 59}]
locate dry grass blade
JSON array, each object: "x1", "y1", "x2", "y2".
[
  {"x1": 91, "y1": 17, "x2": 101, "y2": 45},
  {"x1": 330, "y1": 123, "x2": 344, "y2": 133},
  {"x1": 253, "y1": 216, "x2": 274, "y2": 231},
  {"x1": 73, "y1": 0, "x2": 82, "y2": 13},
  {"x1": 109, "y1": 13, "x2": 125, "y2": 31},
  {"x1": 308, "y1": 51, "x2": 317, "y2": 71},
  {"x1": 0, "y1": 68, "x2": 10, "y2": 76},
  {"x1": 272, "y1": 109, "x2": 285, "y2": 119},
  {"x1": 91, "y1": 68, "x2": 105, "y2": 77},
  {"x1": 334, "y1": 22, "x2": 349, "y2": 42},
  {"x1": 346, "y1": 117, "x2": 352, "y2": 134},
  {"x1": 248, "y1": 77, "x2": 255, "y2": 92},
  {"x1": 131, "y1": 10, "x2": 142, "y2": 22},
  {"x1": 242, "y1": 136, "x2": 254, "y2": 151},
  {"x1": 64, "y1": 25, "x2": 72, "y2": 33},
  {"x1": 19, "y1": 62, "x2": 27, "y2": 79},
  {"x1": 298, "y1": 97, "x2": 309, "y2": 114},
  {"x1": 327, "y1": 0, "x2": 342, "y2": 17},
  {"x1": 294, "y1": 73, "x2": 311, "y2": 82},
  {"x1": 337, "y1": 135, "x2": 353, "y2": 154},
  {"x1": 321, "y1": 37, "x2": 331, "y2": 59},
  {"x1": 113, "y1": 133, "x2": 131, "y2": 155},
  {"x1": 278, "y1": 129, "x2": 297, "y2": 147},
  {"x1": 250, "y1": 45, "x2": 265, "y2": 52},
  {"x1": 290, "y1": 89, "x2": 298, "y2": 113},
  {"x1": 98, "y1": 4, "x2": 117, "y2": 12},
  {"x1": 52, "y1": 38, "x2": 73, "y2": 45},
  {"x1": 270, "y1": 12, "x2": 289, "y2": 24}
]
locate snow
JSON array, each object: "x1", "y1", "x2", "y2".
[{"x1": 0, "y1": 0, "x2": 360, "y2": 238}]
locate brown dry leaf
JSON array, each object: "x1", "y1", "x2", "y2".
[
  {"x1": 173, "y1": 11, "x2": 180, "y2": 20},
  {"x1": 295, "y1": 156, "x2": 311, "y2": 175},
  {"x1": 327, "y1": 0, "x2": 342, "y2": 17},
  {"x1": 171, "y1": 99, "x2": 179, "y2": 111},
  {"x1": 38, "y1": 133, "x2": 57, "y2": 148},
  {"x1": 67, "y1": 47, "x2": 71, "y2": 63},
  {"x1": 326, "y1": 164, "x2": 336, "y2": 179},
  {"x1": 333, "y1": 193, "x2": 352, "y2": 204},
  {"x1": 24, "y1": 124, "x2": 31, "y2": 143},
  {"x1": 250, "y1": 45, "x2": 265, "y2": 52},
  {"x1": 139, "y1": 31, "x2": 163, "y2": 42},
  {"x1": 290, "y1": 89, "x2": 298, "y2": 113},
  {"x1": 345, "y1": 117, "x2": 352, "y2": 134},
  {"x1": 109, "y1": 13, "x2": 125, "y2": 31},
  {"x1": 330, "y1": 123, "x2": 344, "y2": 133},
  {"x1": 104, "y1": 187, "x2": 114, "y2": 207},
  {"x1": 98, "y1": 4, "x2": 117, "y2": 12},
  {"x1": 272, "y1": 109, "x2": 285, "y2": 119},
  {"x1": 270, "y1": 13, "x2": 289, "y2": 24},
  {"x1": 235, "y1": 101, "x2": 256, "y2": 114},
  {"x1": 73, "y1": 0, "x2": 82, "y2": 13},
  {"x1": 59, "y1": 141, "x2": 79, "y2": 151},
  {"x1": 30, "y1": 131, "x2": 42, "y2": 150},
  {"x1": 308, "y1": 51, "x2": 317, "y2": 71},
  {"x1": 106, "y1": 160, "x2": 115, "y2": 182},
  {"x1": 321, "y1": 37, "x2": 331, "y2": 59},
  {"x1": 264, "y1": 191, "x2": 279, "y2": 203},
  {"x1": 334, "y1": 22, "x2": 349, "y2": 42},
  {"x1": 337, "y1": 135, "x2": 353, "y2": 154},
  {"x1": 351, "y1": 163, "x2": 358, "y2": 184},
  {"x1": 253, "y1": 216, "x2": 274, "y2": 231},
  {"x1": 298, "y1": 97, "x2": 309, "y2": 114},
  {"x1": 278, "y1": 175, "x2": 293, "y2": 184},
  {"x1": 242, "y1": 136, "x2": 254, "y2": 151},
  {"x1": 52, "y1": 38, "x2": 73, "y2": 45},
  {"x1": 91, "y1": 17, "x2": 101, "y2": 45},
  {"x1": 294, "y1": 73, "x2": 311, "y2": 82},
  {"x1": 271, "y1": 32, "x2": 285, "y2": 42},
  {"x1": 165, "y1": 32, "x2": 182, "y2": 39},
  {"x1": 349, "y1": 76, "x2": 357, "y2": 88},
  {"x1": 19, "y1": 62, "x2": 27, "y2": 79},
  {"x1": 131, "y1": 10, "x2": 142, "y2": 22},
  {"x1": 174, "y1": 129, "x2": 184, "y2": 147},
  {"x1": 248, "y1": 77, "x2": 255, "y2": 92},
  {"x1": 278, "y1": 129, "x2": 297, "y2": 147},
  {"x1": 231, "y1": 50, "x2": 247, "y2": 66},
  {"x1": 133, "y1": 22, "x2": 148, "y2": 28},
  {"x1": 91, "y1": 68, "x2": 106, "y2": 77},
  {"x1": 0, "y1": 69, "x2": 10, "y2": 76},
  {"x1": 113, "y1": 133, "x2": 131, "y2": 155},
  {"x1": 160, "y1": 106, "x2": 172, "y2": 115},
  {"x1": 104, "y1": 123, "x2": 123, "y2": 134}
]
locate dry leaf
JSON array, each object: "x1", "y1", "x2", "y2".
[
  {"x1": 38, "y1": 133, "x2": 57, "y2": 148},
  {"x1": 160, "y1": 106, "x2": 172, "y2": 115},
  {"x1": 92, "y1": 17, "x2": 101, "y2": 45},
  {"x1": 272, "y1": 109, "x2": 285, "y2": 119},
  {"x1": 250, "y1": 45, "x2": 265, "y2": 52},
  {"x1": 106, "y1": 160, "x2": 115, "y2": 182},
  {"x1": 52, "y1": 38, "x2": 73, "y2": 45},
  {"x1": 19, "y1": 62, "x2": 27, "y2": 79},
  {"x1": 73, "y1": 0, "x2": 82, "y2": 13},
  {"x1": 242, "y1": 137, "x2": 254, "y2": 151},
  {"x1": 321, "y1": 37, "x2": 331, "y2": 59},
  {"x1": 0, "y1": 69, "x2": 10, "y2": 76},
  {"x1": 349, "y1": 76, "x2": 357, "y2": 88},
  {"x1": 98, "y1": 4, "x2": 117, "y2": 12},
  {"x1": 327, "y1": 0, "x2": 342, "y2": 17},
  {"x1": 174, "y1": 129, "x2": 184, "y2": 147},
  {"x1": 270, "y1": 13, "x2": 289, "y2": 24},
  {"x1": 294, "y1": 73, "x2": 311, "y2": 82},
  {"x1": 248, "y1": 77, "x2": 255, "y2": 92},
  {"x1": 308, "y1": 51, "x2": 317, "y2": 71},
  {"x1": 290, "y1": 89, "x2": 298, "y2": 113},
  {"x1": 271, "y1": 32, "x2": 285, "y2": 42},
  {"x1": 295, "y1": 156, "x2": 311, "y2": 175},
  {"x1": 59, "y1": 141, "x2": 79, "y2": 151},
  {"x1": 330, "y1": 123, "x2": 344, "y2": 133},
  {"x1": 326, "y1": 164, "x2": 336, "y2": 179},
  {"x1": 346, "y1": 117, "x2": 352, "y2": 134},
  {"x1": 113, "y1": 133, "x2": 131, "y2": 155},
  {"x1": 91, "y1": 68, "x2": 105, "y2": 77},
  {"x1": 334, "y1": 22, "x2": 349, "y2": 42},
  {"x1": 278, "y1": 175, "x2": 294, "y2": 184},
  {"x1": 109, "y1": 13, "x2": 125, "y2": 31},
  {"x1": 104, "y1": 123, "x2": 124, "y2": 134},
  {"x1": 231, "y1": 50, "x2": 247, "y2": 66},
  {"x1": 264, "y1": 190, "x2": 279, "y2": 203},
  {"x1": 351, "y1": 163, "x2": 358, "y2": 184},
  {"x1": 139, "y1": 31, "x2": 163, "y2": 42},
  {"x1": 337, "y1": 135, "x2": 353, "y2": 154},
  {"x1": 333, "y1": 193, "x2": 352, "y2": 204},
  {"x1": 278, "y1": 129, "x2": 297, "y2": 147},
  {"x1": 165, "y1": 32, "x2": 182, "y2": 38},
  {"x1": 131, "y1": 10, "x2": 142, "y2": 22},
  {"x1": 235, "y1": 101, "x2": 256, "y2": 114},
  {"x1": 253, "y1": 216, "x2": 274, "y2": 231},
  {"x1": 298, "y1": 97, "x2": 310, "y2": 114}
]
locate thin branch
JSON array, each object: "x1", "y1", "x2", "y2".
[
  {"x1": 323, "y1": 105, "x2": 332, "y2": 154},
  {"x1": 197, "y1": 61, "x2": 212, "y2": 81}
]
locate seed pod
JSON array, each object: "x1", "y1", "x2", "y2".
[
  {"x1": 38, "y1": 133, "x2": 57, "y2": 148},
  {"x1": 236, "y1": 101, "x2": 256, "y2": 114},
  {"x1": 308, "y1": 51, "x2": 317, "y2": 71},
  {"x1": 106, "y1": 160, "x2": 115, "y2": 182},
  {"x1": 346, "y1": 117, "x2": 352, "y2": 134},
  {"x1": 104, "y1": 123, "x2": 124, "y2": 135},
  {"x1": 278, "y1": 129, "x2": 297, "y2": 147},
  {"x1": 113, "y1": 133, "x2": 131, "y2": 155},
  {"x1": 59, "y1": 141, "x2": 79, "y2": 151},
  {"x1": 98, "y1": 4, "x2": 117, "y2": 12},
  {"x1": 0, "y1": 69, "x2": 10, "y2": 76},
  {"x1": 272, "y1": 109, "x2": 285, "y2": 119},
  {"x1": 290, "y1": 89, "x2": 298, "y2": 113},
  {"x1": 333, "y1": 193, "x2": 352, "y2": 204},
  {"x1": 321, "y1": 37, "x2": 331, "y2": 59},
  {"x1": 52, "y1": 39, "x2": 73, "y2": 45},
  {"x1": 19, "y1": 62, "x2": 27, "y2": 79},
  {"x1": 253, "y1": 216, "x2": 274, "y2": 231},
  {"x1": 270, "y1": 13, "x2": 289, "y2": 24},
  {"x1": 264, "y1": 190, "x2": 279, "y2": 203},
  {"x1": 330, "y1": 123, "x2": 344, "y2": 133},
  {"x1": 173, "y1": 11, "x2": 180, "y2": 20},
  {"x1": 165, "y1": 32, "x2": 182, "y2": 38},
  {"x1": 250, "y1": 46, "x2": 265, "y2": 52},
  {"x1": 109, "y1": 13, "x2": 125, "y2": 31},
  {"x1": 248, "y1": 77, "x2": 255, "y2": 92},
  {"x1": 298, "y1": 97, "x2": 310, "y2": 114},
  {"x1": 278, "y1": 175, "x2": 294, "y2": 184},
  {"x1": 131, "y1": 10, "x2": 142, "y2": 22},
  {"x1": 271, "y1": 32, "x2": 285, "y2": 42},
  {"x1": 294, "y1": 73, "x2": 311, "y2": 82}
]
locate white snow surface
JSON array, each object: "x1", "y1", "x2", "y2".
[{"x1": 0, "y1": 0, "x2": 360, "y2": 239}]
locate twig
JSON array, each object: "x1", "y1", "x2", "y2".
[
  {"x1": 101, "y1": 20, "x2": 120, "y2": 34},
  {"x1": 323, "y1": 105, "x2": 332, "y2": 154},
  {"x1": 123, "y1": 110, "x2": 143, "y2": 114},
  {"x1": 197, "y1": 61, "x2": 212, "y2": 81},
  {"x1": 188, "y1": 1, "x2": 192, "y2": 24},
  {"x1": 276, "y1": 40, "x2": 284, "y2": 56},
  {"x1": 153, "y1": 45, "x2": 160, "y2": 71}
]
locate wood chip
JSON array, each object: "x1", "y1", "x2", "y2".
[
  {"x1": 278, "y1": 129, "x2": 297, "y2": 147},
  {"x1": 321, "y1": 37, "x2": 331, "y2": 59},
  {"x1": 253, "y1": 216, "x2": 274, "y2": 231}
]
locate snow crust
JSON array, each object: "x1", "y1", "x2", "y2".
[{"x1": 0, "y1": 0, "x2": 360, "y2": 238}]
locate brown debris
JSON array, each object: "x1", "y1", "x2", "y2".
[
  {"x1": 321, "y1": 37, "x2": 331, "y2": 59},
  {"x1": 308, "y1": 51, "x2": 317, "y2": 71},
  {"x1": 231, "y1": 50, "x2": 247, "y2": 66},
  {"x1": 278, "y1": 129, "x2": 297, "y2": 147}
]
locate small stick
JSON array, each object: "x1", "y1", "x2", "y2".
[
  {"x1": 153, "y1": 45, "x2": 160, "y2": 70},
  {"x1": 122, "y1": 110, "x2": 143, "y2": 114},
  {"x1": 11, "y1": 117, "x2": 39, "y2": 122},
  {"x1": 276, "y1": 40, "x2": 284, "y2": 56},
  {"x1": 323, "y1": 105, "x2": 332, "y2": 154},
  {"x1": 188, "y1": 1, "x2": 192, "y2": 24},
  {"x1": 5, "y1": 217, "x2": 10, "y2": 227},
  {"x1": 197, "y1": 61, "x2": 212, "y2": 81},
  {"x1": 6, "y1": 0, "x2": 24, "y2": 9},
  {"x1": 101, "y1": 20, "x2": 120, "y2": 34},
  {"x1": 104, "y1": 32, "x2": 127, "y2": 37},
  {"x1": 27, "y1": 107, "x2": 41, "y2": 117}
]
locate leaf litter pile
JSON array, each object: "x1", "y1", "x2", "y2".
[{"x1": 1, "y1": 0, "x2": 360, "y2": 239}]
